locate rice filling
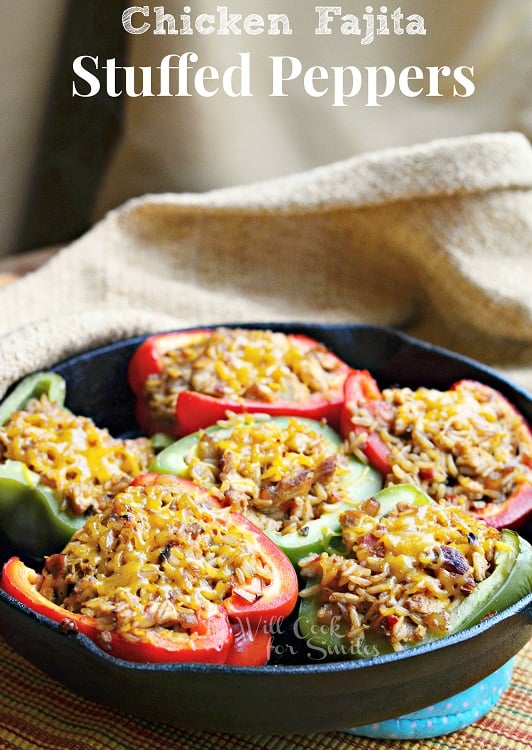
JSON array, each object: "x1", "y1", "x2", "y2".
[
  {"x1": 346, "y1": 380, "x2": 532, "y2": 511},
  {"x1": 0, "y1": 396, "x2": 154, "y2": 515},
  {"x1": 144, "y1": 327, "x2": 346, "y2": 424},
  {"x1": 182, "y1": 414, "x2": 352, "y2": 535},
  {"x1": 38, "y1": 481, "x2": 273, "y2": 641},
  {"x1": 299, "y1": 500, "x2": 502, "y2": 651}
]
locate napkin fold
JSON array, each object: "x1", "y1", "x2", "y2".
[{"x1": 0, "y1": 131, "x2": 531, "y2": 397}]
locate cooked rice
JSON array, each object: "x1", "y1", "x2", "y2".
[
  {"x1": 182, "y1": 413, "x2": 351, "y2": 534},
  {"x1": 38, "y1": 480, "x2": 272, "y2": 642},
  {"x1": 345, "y1": 380, "x2": 532, "y2": 511},
  {"x1": 0, "y1": 396, "x2": 154, "y2": 515},
  {"x1": 299, "y1": 499, "x2": 502, "y2": 651},
  {"x1": 145, "y1": 327, "x2": 346, "y2": 424}
]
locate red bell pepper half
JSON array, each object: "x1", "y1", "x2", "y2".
[
  {"x1": 225, "y1": 620, "x2": 272, "y2": 667},
  {"x1": 1, "y1": 474, "x2": 298, "y2": 666},
  {"x1": 450, "y1": 380, "x2": 532, "y2": 529},
  {"x1": 340, "y1": 371, "x2": 532, "y2": 529},
  {"x1": 339, "y1": 369, "x2": 393, "y2": 476},
  {"x1": 127, "y1": 328, "x2": 352, "y2": 437},
  {"x1": 0, "y1": 556, "x2": 233, "y2": 664}
]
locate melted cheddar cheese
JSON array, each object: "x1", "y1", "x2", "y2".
[
  {"x1": 299, "y1": 501, "x2": 502, "y2": 650},
  {"x1": 145, "y1": 327, "x2": 346, "y2": 422},
  {"x1": 39, "y1": 481, "x2": 273, "y2": 641},
  {"x1": 184, "y1": 414, "x2": 350, "y2": 534},
  {"x1": 0, "y1": 396, "x2": 153, "y2": 514}
]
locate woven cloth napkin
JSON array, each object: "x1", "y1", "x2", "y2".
[
  {"x1": 0, "y1": 130, "x2": 531, "y2": 399},
  {"x1": 0, "y1": 131, "x2": 531, "y2": 750}
]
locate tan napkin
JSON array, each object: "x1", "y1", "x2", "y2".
[{"x1": 0, "y1": 131, "x2": 531, "y2": 399}]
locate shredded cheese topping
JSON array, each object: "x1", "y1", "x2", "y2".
[
  {"x1": 39, "y1": 481, "x2": 273, "y2": 642},
  {"x1": 183, "y1": 414, "x2": 351, "y2": 534},
  {"x1": 145, "y1": 327, "x2": 346, "y2": 423},
  {"x1": 299, "y1": 499, "x2": 502, "y2": 651},
  {"x1": 0, "y1": 396, "x2": 153, "y2": 514},
  {"x1": 347, "y1": 380, "x2": 532, "y2": 510}
]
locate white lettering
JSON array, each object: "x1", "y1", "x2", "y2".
[
  {"x1": 270, "y1": 56, "x2": 303, "y2": 96},
  {"x1": 180, "y1": 5, "x2": 193, "y2": 34},
  {"x1": 103, "y1": 57, "x2": 124, "y2": 97},
  {"x1": 268, "y1": 14, "x2": 291, "y2": 35},
  {"x1": 331, "y1": 66, "x2": 363, "y2": 106},
  {"x1": 365, "y1": 65, "x2": 395, "y2": 106},
  {"x1": 123, "y1": 5, "x2": 291, "y2": 35},
  {"x1": 122, "y1": 6, "x2": 150, "y2": 34},
  {"x1": 339, "y1": 15, "x2": 361, "y2": 35},
  {"x1": 223, "y1": 53, "x2": 253, "y2": 96},
  {"x1": 315, "y1": 6, "x2": 342, "y2": 34},
  {"x1": 154, "y1": 5, "x2": 178, "y2": 34},
  {"x1": 172, "y1": 51, "x2": 198, "y2": 96},
  {"x1": 73, "y1": 51, "x2": 475, "y2": 105},
  {"x1": 217, "y1": 6, "x2": 243, "y2": 35},
  {"x1": 72, "y1": 56, "x2": 101, "y2": 96},
  {"x1": 406, "y1": 14, "x2": 426, "y2": 36},
  {"x1": 391, "y1": 7, "x2": 404, "y2": 34},
  {"x1": 453, "y1": 66, "x2": 476, "y2": 97},
  {"x1": 398, "y1": 66, "x2": 424, "y2": 97},
  {"x1": 361, "y1": 7, "x2": 375, "y2": 45},
  {"x1": 376, "y1": 8, "x2": 390, "y2": 35},
  {"x1": 196, "y1": 13, "x2": 215, "y2": 34},
  {"x1": 123, "y1": 64, "x2": 154, "y2": 96},
  {"x1": 195, "y1": 66, "x2": 219, "y2": 97},
  {"x1": 304, "y1": 66, "x2": 329, "y2": 98},
  {"x1": 158, "y1": 54, "x2": 184, "y2": 96},
  {"x1": 243, "y1": 13, "x2": 265, "y2": 35},
  {"x1": 70, "y1": 52, "x2": 254, "y2": 98},
  {"x1": 314, "y1": 6, "x2": 425, "y2": 43},
  {"x1": 426, "y1": 65, "x2": 452, "y2": 96}
]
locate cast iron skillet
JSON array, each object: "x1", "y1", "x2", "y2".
[{"x1": 0, "y1": 323, "x2": 530, "y2": 735}]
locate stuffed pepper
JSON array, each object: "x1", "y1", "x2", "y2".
[
  {"x1": 298, "y1": 483, "x2": 532, "y2": 660},
  {"x1": 1, "y1": 475, "x2": 298, "y2": 665},
  {"x1": 150, "y1": 414, "x2": 382, "y2": 564},
  {"x1": 127, "y1": 327, "x2": 352, "y2": 437},
  {"x1": 340, "y1": 371, "x2": 532, "y2": 529},
  {"x1": 0, "y1": 372, "x2": 154, "y2": 557}
]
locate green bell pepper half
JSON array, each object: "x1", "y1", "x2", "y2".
[
  {"x1": 0, "y1": 460, "x2": 86, "y2": 558},
  {"x1": 0, "y1": 371, "x2": 86, "y2": 558},
  {"x1": 297, "y1": 483, "x2": 532, "y2": 660},
  {"x1": 150, "y1": 416, "x2": 382, "y2": 565},
  {"x1": 0, "y1": 371, "x2": 66, "y2": 426},
  {"x1": 447, "y1": 527, "x2": 532, "y2": 632}
]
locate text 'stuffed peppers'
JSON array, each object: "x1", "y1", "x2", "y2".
[
  {"x1": 297, "y1": 484, "x2": 532, "y2": 660},
  {"x1": 127, "y1": 327, "x2": 352, "y2": 438},
  {"x1": 150, "y1": 414, "x2": 382, "y2": 565},
  {"x1": 1, "y1": 474, "x2": 298, "y2": 666},
  {"x1": 340, "y1": 371, "x2": 532, "y2": 530}
]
